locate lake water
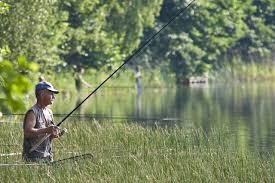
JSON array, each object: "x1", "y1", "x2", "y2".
[{"x1": 5, "y1": 82, "x2": 275, "y2": 154}]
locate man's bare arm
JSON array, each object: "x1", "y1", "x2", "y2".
[{"x1": 24, "y1": 111, "x2": 57, "y2": 138}]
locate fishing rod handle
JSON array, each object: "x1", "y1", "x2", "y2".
[
  {"x1": 29, "y1": 128, "x2": 67, "y2": 153},
  {"x1": 29, "y1": 133, "x2": 51, "y2": 153}
]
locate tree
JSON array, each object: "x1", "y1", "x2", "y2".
[
  {"x1": 0, "y1": 0, "x2": 68, "y2": 69},
  {"x1": 0, "y1": 2, "x2": 39, "y2": 112},
  {"x1": 60, "y1": 0, "x2": 163, "y2": 71},
  {"x1": 0, "y1": 52, "x2": 38, "y2": 112},
  {"x1": 0, "y1": 1, "x2": 9, "y2": 14},
  {"x1": 231, "y1": 0, "x2": 275, "y2": 60},
  {"x1": 141, "y1": 0, "x2": 274, "y2": 83}
]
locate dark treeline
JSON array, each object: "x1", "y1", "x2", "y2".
[
  {"x1": 0, "y1": 0, "x2": 274, "y2": 111},
  {"x1": 141, "y1": 0, "x2": 274, "y2": 82}
]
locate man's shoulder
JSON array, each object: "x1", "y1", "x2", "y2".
[
  {"x1": 25, "y1": 107, "x2": 35, "y2": 116},
  {"x1": 45, "y1": 107, "x2": 53, "y2": 115}
]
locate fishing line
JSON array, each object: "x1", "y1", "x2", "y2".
[
  {"x1": 56, "y1": 0, "x2": 196, "y2": 127},
  {"x1": 30, "y1": 0, "x2": 197, "y2": 152}
]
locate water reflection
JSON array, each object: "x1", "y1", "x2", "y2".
[
  {"x1": 135, "y1": 88, "x2": 142, "y2": 118},
  {"x1": 48, "y1": 83, "x2": 275, "y2": 153}
]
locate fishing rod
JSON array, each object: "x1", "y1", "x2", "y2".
[{"x1": 30, "y1": 0, "x2": 197, "y2": 152}]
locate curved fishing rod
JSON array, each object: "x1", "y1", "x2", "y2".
[
  {"x1": 30, "y1": 0, "x2": 197, "y2": 152},
  {"x1": 57, "y1": 0, "x2": 196, "y2": 127}
]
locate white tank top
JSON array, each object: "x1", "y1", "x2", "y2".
[{"x1": 22, "y1": 104, "x2": 54, "y2": 161}]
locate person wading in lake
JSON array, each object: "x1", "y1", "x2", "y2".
[
  {"x1": 135, "y1": 66, "x2": 142, "y2": 94},
  {"x1": 74, "y1": 67, "x2": 92, "y2": 92},
  {"x1": 23, "y1": 81, "x2": 60, "y2": 162}
]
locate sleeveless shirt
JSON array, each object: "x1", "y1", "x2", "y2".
[{"x1": 22, "y1": 104, "x2": 54, "y2": 162}]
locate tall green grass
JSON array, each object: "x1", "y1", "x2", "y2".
[
  {"x1": 212, "y1": 57, "x2": 275, "y2": 83},
  {"x1": 0, "y1": 121, "x2": 274, "y2": 182}
]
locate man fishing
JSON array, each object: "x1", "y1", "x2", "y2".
[
  {"x1": 21, "y1": 0, "x2": 195, "y2": 164},
  {"x1": 22, "y1": 81, "x2": 60, "y2": 163}
]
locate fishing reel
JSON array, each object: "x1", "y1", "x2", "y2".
[{"x1": 59, "y1": 128, "x2": 68, "y2": 137}]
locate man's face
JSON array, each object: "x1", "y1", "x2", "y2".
[{"x1": 41, "y1": 89, "x2": 56, "y2": 105}]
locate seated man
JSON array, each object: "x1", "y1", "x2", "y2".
[{"x1": 22, "y1": 81, "x2": 60, "y2": 162}]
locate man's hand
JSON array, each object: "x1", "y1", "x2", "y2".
[{"x1": 46, "y1": 125, "x2": 60, "y2": 138}]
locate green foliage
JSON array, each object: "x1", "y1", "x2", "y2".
[
  {"x1": 60, "y1": 0, "x2": 163, "y2": 70},
  {"x1": 235, "y1": 0, "x2": 275, "y2": 58},
  {"x1": 168, "y1": 33, "x2": 208, "y2": 80},
  {"x1": 143, "y1": 0, "x2": 274, "y2": 83},
  {"x1": 0, "y1": 0, "x2": 68, "y2": 68},
  {"x1": 0, "y1": 50, "x2": 38, "y2": 112},
  {"x1": 0, "y1": 1, "x2": 10, "y2": 14},
  {"x1": 0, "y1": 1, "x2": 45, "y2": 112}
]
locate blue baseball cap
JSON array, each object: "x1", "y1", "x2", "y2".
[{"x1": 35, "y1": 81, "x2": 59, "y2": 94}]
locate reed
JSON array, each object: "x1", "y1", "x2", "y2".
[
  {"x1": 212, "y1": 57, "x2": 275, "y2": 83},
  {"x1": 0, "y1": 121, "x2": 274, "y2": 182}
]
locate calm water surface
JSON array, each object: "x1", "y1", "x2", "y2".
[{"x1": 6, "y1": 82, "x2": 275, "y2": 154}]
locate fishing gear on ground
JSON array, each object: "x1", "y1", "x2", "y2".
[{"x1": 0, "y1": 153, "x2": 94, "y2": 167}]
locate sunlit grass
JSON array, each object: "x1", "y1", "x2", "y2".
[
  {"x1": 212, "y1": 58, "x2": 275, "y2": 83},
  {"x1": 0, "y1": 120, "x2": 274, "y2": 182}
]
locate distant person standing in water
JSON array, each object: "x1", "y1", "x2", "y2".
[
  {"x1": 74, "y1": 67, "x2": 92, "y2": 92},
  {"x1": 23, "y1": 81, "x2": 60, "y2": 163},
  {"x1": 135, "y1": 66, "x2": 142, "y2": 94},
  {"x1": 134, "y1": 66, "x2": 142, "y2": 117}
]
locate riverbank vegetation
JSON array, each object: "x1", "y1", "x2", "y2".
[
  {"x1": 0, "y1": 121, "x2": 274, "y2": 182},
  {"x1": 52, "y1": 67, "x2": 176, "y2": 92},
  {"x1": 53, "y1": 57, "x2": 275, "y2": 93},
  {"x1": 212, "y1": 57, "x2": 275, "y2": 83}
]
